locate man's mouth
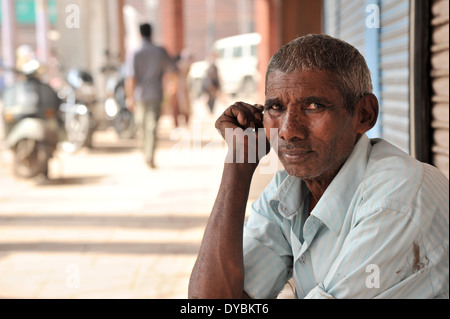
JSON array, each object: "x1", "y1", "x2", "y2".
[{"x1": 278, "y1": 148, "x2": 313, "y2": 161}]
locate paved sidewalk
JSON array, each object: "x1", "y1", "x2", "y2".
[{"x1": 0, "y1": 98, "x2": 282, "y2": 299}]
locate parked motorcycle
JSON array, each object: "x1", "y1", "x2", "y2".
[
  {"x1": 64, "y1": 68, "x2": 98, "y2": 147},
  {"x1": 1, "y1": 64, "x2": 88, "y2": 179},
  {"x1": 102, "y1": 60, "x2": 135, "y2": 139}
]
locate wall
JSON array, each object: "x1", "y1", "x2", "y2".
[{"x1": 183, "y1": 0, "x2": 256, "y2": 61}]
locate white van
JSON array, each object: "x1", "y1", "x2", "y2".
[{"x1": 189, "y1": 33, "x2": 261, "y2": 98}]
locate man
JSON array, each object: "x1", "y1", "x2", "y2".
[
  {"x1": 202, "y1": 52, "x2": 221, "y2": 114},
  {"x1": 126, "y1": 23, "x2": 173, "y2": 168},
  {"x1": 188, "y1": 34, "x2": 449, "y2": 299}
]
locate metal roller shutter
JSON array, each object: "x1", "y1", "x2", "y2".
[
  {"x1": 379, "y1": 0, "x2": 411, "y2": 153},
  {"x1": 323, "y1": 0, "x2": 366, "y2": 54},
  {"x1": 324, "y1": 0, "x2": 411, "y2": 151},
  {"x1": 339, "y1": 0, "x2": 367, "y2": 54},
  {"x1": 323, "y1": 0, "x2": 340, "y2": 36},
  {"x1": 430, "y1": 0, "x2": 449, "y2": 178}
]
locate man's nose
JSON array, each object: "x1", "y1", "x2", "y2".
[{"x1": 279, "y1": 109, "x2": 308, "y2": 141}]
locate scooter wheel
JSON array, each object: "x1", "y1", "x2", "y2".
[{"x1": 13, "y1": 139, "x2": 50, "y2": 179}]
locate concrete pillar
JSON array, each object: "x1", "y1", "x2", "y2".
[
  {"x1": 105, "y1": 0, "x2": 120, "y2": 62},
  {"x1": 55, "y1": 0, "x2": 89, "y2": 70},
  {"x1": 35, "y1": 0, "x2": 50, "y2": 66},
  {"x1": 1, "y1": 0, "x2": 16, "y2": 85},
  {"x1": 238, "y1": 0, "x2": 253, "y2": 34},
  {"x1": 161, "y1": 0, "x2": 184, "y2": 57},
  {"x1": 255, "y1": 0, "x2": 281, "y2": 99},
  {"x1": 205, "y1": 0, "x2": 215, "y2": 55},
  {"x1": 279, "y1": 0, "x2": 322, "y2": 45},
  {"x1": 255, "y1": 0, "x2": 323, "y2": 100},
  {"x1": 88, "y1": 0, "x2": 109, "y2": 101},
  {"x1": 55, "y1": 0, "x2": 109, "y2": 100},
  {"x1": 116, "y1": 0, "x2": 126, "y2": 62},
  {"x1": 1, "y1": 0, "x2": 16, "y2": 140},
  {"x1": 144, "y1": 0, "x2": 162, "y2": 45}
]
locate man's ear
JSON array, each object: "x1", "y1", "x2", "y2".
[{"x1": 355, "y1": 93, "x2": 379, "y2": 135}]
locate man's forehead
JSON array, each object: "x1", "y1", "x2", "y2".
[
  {"x1": 266, "y1": 69, "x2": 340, "y2": 95},
  {"x1": 267, "y1": 68, "x2": 330, "y2": 81}
]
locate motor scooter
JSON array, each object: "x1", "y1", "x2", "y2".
[
  {"x1": 64, "y1": 68, "x2": 98, "y2": 147},
  {"x1": 1, "y1": 64, "x2": 87, "y2": 179},
  {"x1": 102, "y1": 58, "x2": 135, "y2": 139}
]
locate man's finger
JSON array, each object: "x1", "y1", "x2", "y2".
[
  {"x1": 229, "y1": 102, "x2": 263, "y2": 128},
  {"x1": 215, "y1": 102, "x2": 264, "y2": 138}
]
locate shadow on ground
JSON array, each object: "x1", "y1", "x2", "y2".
[
  {"x1": 0, "y1": 241, "x2": 200, "y2": 255},
  {"x1": 36, "y1": 175, "x2": 107, "y2": 187},
  {"x1": 0, "y1": 214, "x2": 209, "y2": 230}
]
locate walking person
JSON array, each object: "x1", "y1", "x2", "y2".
[
  {"x1": 202, "y1": 52, "x2": 221, "y2": 114},
  {"x1": 125, "y1": 23, "x2": 174, "y2": 168},
  {"x1": 176, "y1": 49, "x2": 194, "y2": 126}
]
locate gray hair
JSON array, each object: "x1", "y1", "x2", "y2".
[{"x1": 266, "y1": 34, "x2": 373, "y2": 114}]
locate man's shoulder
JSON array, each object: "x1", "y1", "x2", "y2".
[
  {"x1": 367, "y1": 138, "x2": 448, "y2": 184},
  {"x1": 361, "y1": 138, "x2": 448, "y2": 213},
  {"x1": 135, "y1": 42, "x2": 167, "y2": 53},
  {"x1": 366, "y1": 138, "x2": 423, "y2": 184},
  {"x1": 148, "y1": 43, "x2": 169, "y2": 55}
]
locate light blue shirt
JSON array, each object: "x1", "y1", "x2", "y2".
[{"x1": 243, "y1": 135, "x2": 449, "y2": 299}]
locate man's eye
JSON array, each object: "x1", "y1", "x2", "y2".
[
  {"x1": 270, "y1": 104, "x2": 282, "y2": 111},
  {"x1": 305, "y1": 103, "x2": 323, "y2": 110}
]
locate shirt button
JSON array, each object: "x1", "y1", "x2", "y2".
[{"x1": 299, "y1": 255, "x2": 306, "y2": 263}]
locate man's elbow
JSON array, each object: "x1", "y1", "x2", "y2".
[{"x1": 188, "y1": 286, "x2": 250, "y2": 299}]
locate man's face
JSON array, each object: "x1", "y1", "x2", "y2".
[{"x1": 264, "y1": 69, "x2": 361, "y2": 183}]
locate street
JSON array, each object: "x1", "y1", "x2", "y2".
[{"x1": 0, "y1": 98, "x2": 278, "y2": 299}]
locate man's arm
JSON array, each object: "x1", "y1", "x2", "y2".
[
  {"x1": 123, "y1": 48, "x2": 136, "y2": 112},
  {"x1": 125, "y1": 76, "x2": 136, "y2": 112},
  {"x1": 188, "y1": 102, "x2": 266, "y2": 299},
  {"x1": 188, "y1": 163, "x2": 253, "y2": 299}
]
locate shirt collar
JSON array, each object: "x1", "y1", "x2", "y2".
[
  {"x1": 141, "y1": 39, "x2": 153, "y2": 47},
  {"x1": 269, "y1": 175, "x2": 309, "y2": 220},
  {"x1": 270, "y1": 135, "x2": 372, "y2": 234}
]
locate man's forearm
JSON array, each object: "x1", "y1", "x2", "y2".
[
  {"x1": 188, "y1": 163, "x2": 255, "y2": 299},
  {"x1": 125, "y1": 77, "x2": 136, "y2": 106}
]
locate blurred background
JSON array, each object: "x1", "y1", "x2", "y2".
[{"x1": 0, "y1": 0, "x2": 448, "y2": 299}]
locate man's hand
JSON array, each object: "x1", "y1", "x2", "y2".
[
  {"x1": 125, "y1": 77, "x2": 136, "y2": 113},
  {"x1": 126, "y1": 97, "x2": 135, "y2": 113},
  {"x1": 215, "y1": 102, "x2": 269, "y2": 168}
]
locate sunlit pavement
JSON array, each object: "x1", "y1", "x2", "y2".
[{"x1": 0, "y1": 95, "x2": 278, "y2": 299}]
